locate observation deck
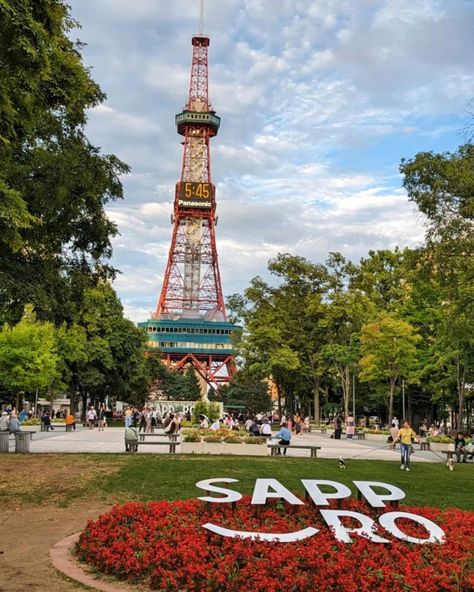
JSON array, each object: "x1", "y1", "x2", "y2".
[
  {"x1": 176, "y1": 110, "x2": 220, "y2": 136},
  {"x1": 138, "y1": 318, "x2": 239, "y2": 356}
]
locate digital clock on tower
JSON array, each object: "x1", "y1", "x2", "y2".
[{"x1": 179, "y1": 182, "x2": 214, "y2": 200}]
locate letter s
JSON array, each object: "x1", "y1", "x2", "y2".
[{"x1": 196, "y1": 478, "x2": 242, "y2": 503}]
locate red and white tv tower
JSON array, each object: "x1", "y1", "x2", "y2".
[{"x1": 139, "y1": 2, "x2": 238, "y2": 391}]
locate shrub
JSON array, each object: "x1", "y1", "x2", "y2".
[
  {"x1": 427, "y1": 435, "x2": 453, "y2": 444},
  {"x1": 183, "y1": 434, "x2": 201, "y2": 443},
  {"x1": 243, "y1": 436, "x2": 265, "y2": 445},
  {"x1": 21, "y1": 418, "x2": 40, "y2": 425},
  {"x1": 223, "y1": 436, "x2": 243, "y2": 444},
  {"x1": 203, "y1": 435, "x2": 222, "y2": 443}
]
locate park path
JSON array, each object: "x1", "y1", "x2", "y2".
[{"x1": 6, "y1": 427, "x2": 442, "y2": 463}]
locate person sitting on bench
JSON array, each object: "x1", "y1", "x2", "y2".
[
  {"x1": 124, "y1": 426, "x2": 139, "y2": 452},
  {"x1": 454, "y1": 432, "x2": 468, "y2": 463},
  {"x1": 274, "y1": 422, "x2": 291, "y2": 455}
]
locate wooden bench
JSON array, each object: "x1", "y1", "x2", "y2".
[
  {"x1": 138, "y1": 432, "x2": 179, "y2": 442},
  {"x1": 442, "y1": 449, "x2": 454, "y2": 461},
  {"x1": 441, "y1": 449, "x2": 471, "y2": 461},
  {"x1": 41, "y1": 424, "x2": 75, "y2": 432},
  {"x1": 311, "y1": 427, "x2": 327, "y2": 434},
  {"x1": 267, "y1": 442, "x2": 321, "y2": 458},
  {"x1": 394, "y1": 441, "x2": 430, "y2": 451},
  {"x1": 127, "y1": 436, "x2": 181, "y2": 454}
]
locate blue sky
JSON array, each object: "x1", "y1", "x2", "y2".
[{"x1": 67, "y1": 0, "x2": 474, "y2": 322}]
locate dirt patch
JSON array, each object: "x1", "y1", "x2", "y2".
[{"x1": 0, "y1": 455, "x2": 127, "y2": 591}]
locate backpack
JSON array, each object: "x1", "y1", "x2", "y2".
[{"x1": 164, "y1": 420, "x2": 175, "y2": 434}]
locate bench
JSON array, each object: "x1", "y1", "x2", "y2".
[
  {"x1": 311, "y1": 427, "x2": 327, "y2": 434},
  {"x1": 138, "y1": 432, "x2": 179, "y2": 442},
  {"x1": 393, "y1": 441, "x2": 430, "y2": 451},
  {"x1": 41, "y1": 424, "x2": 75, "y2": 432},
  {"x1": 441, "y1": 449, "x2": 472, "y2": 462},
  {"x1": 442, "y1": 449, "x2": 455, "y2": 461},
  {"x1": 267, "y1": 442, "x2": 321, "y2": 458},
  {"x1": 127, "y1": 437, "x2": 181, "y2": 454}
]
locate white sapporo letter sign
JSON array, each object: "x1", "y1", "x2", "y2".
[{"x1": 196, "y1": 478, "x2": 445, "y2": 545}]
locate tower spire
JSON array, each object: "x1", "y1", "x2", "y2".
[{"x1": 199, "y1": 0, "x2": 204, "y2": 35}]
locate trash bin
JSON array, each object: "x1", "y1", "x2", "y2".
[
  {"x1": 0, "y1": 431, "x2": 10, "y2": 453},
  {"x1": 14, "y1": 432, "x2": 32, "y2": 453}
]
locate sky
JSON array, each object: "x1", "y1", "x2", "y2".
[{"x1": 67, "y1": 0, "x2": 474, "y2": 323}]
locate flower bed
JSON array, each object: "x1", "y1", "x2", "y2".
[{"x1": 76, "y1": 498, "x2": 474, "y2": 592}]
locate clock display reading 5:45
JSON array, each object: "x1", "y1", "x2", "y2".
[{"x1": 180, "y1": 182, "x2": 214, "y2": 199}]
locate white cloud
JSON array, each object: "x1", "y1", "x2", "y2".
[{"x1": 67, "y1": 0, "x2": 472, "y2": 322}]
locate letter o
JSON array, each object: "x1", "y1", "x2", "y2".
[{"x1": 379, "y1": 511, "x2": 445, "y2": 544}]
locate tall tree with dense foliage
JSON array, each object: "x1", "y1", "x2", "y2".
[
  {"x1": 401, "y1": 144, "x2": 474, "y2": 427},
  {"x1": 0, "y1": 0, "x2": 128, "y2": 324},
  {"x1": 220, "y1": 371, "x2": 272, "y2": 415},
  {"x1": 359, "y1": 314, "x2": 421, "y2": 424},
  {"x1": 70, "y1": 284, "x2": 148, "y2": 413}
]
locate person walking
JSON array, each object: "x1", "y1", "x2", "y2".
[
  {"x1": 124, "y1": 406, "x2": 133, "y2": 428},
  {"x1": 394, "y1": 420, "x2": 418, "y2": 471},
  {"x1": 389, "y1": 422, "x2": 399, "y2": 449},
  {"x1": 86, "y1": 406, "x2": 97, "y2": 429},
  {"x1": 98, "y1": 404, "x2": 106, "y2": 431},
  {"x1": 345, "y1": 415, "x2": 355, "y2": 439},
  {"x1": 334, "y1": 415, "x2": 343, "y2": 439}
]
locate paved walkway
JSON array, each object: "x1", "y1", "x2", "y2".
[{"x1": 3, "y1": 427, "x2": 447, "y2": 463}]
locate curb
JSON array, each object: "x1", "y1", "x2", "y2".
[{"x1": 50, "y1": 533, "x2": 132, "y2": 592}]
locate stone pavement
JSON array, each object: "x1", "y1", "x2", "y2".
[{"x1": 3, "y1": 427, "x2": 446, "y2": 463}]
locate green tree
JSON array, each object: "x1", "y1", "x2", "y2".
[
  {"x1": 0, "y1": 0, "x2": 128, "y2": 324},
  {"x1": 220, "y1": 371, "x2": 272, "y2": 415},
  {"x1": 181, "y1": 366, "x2": 202, "y2": 401},
  {"x1": 401, "y1": 144, "x2": 474, "y2": 427},
  {"x1": 359, "y1": 314, "x2": 421, "y2": 424},
  {"x1": 0, "y1": 306, "x2": 61, "y2": 407},
  {"x1": 69, "y1": 284, "x2": 147, "y2": 414}
]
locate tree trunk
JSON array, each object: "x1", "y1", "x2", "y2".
[
  {"x1": 80, "y1": 388, "x2": 88, "y2": 422},
  {"x1": 342, "y1": 365, "x2": 350, "y2": 418},
  {"x1": 313, "y1": 379, "x2": 320, "y2": 424},
  {"x1": 388, "y1": 377, "x2": 397, "y2": 426},
  {"x1": 456, "y1": 357, "x2": 465, "y2": 430},
  {"x1": 276, "y1": 383, "x2": 282, "y2": 419},
  {"x1": 69, "y1": 379, "x2": 77, "y2": 415}
]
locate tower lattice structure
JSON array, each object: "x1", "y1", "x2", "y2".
[
  {"x1": 156, "y1": 34, "x2": 224, "y2": 321},
  {"x1": 140, "y1": 31, "x2": 238, "y2": 391}
]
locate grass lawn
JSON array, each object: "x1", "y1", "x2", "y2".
[{"x1": 1, "y1": 454, "x2": 472, "y2": 510}]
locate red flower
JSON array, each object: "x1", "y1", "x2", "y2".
[{"x1": 76, "y1": 497, "x2": 474, "y2": 592}]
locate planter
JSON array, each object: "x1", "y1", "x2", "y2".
[
  {"x1": 429, "y1": 442, "x2": 453, "y2": 453},
  {"x1": 179, "y1": 442, "x2": 203, "y2": 454},
  {"x1": 363, "y1": 433, "x2": 389, "y2": 441},
  {"x1": 20, "y1": 425, "x2": 41, "y2": 432},
  {"x1": 200, "y1": 442, "x2": 225, "y2": 455},
  {"x1": 179, "y1": 442, "x2": 267, "y2": 456},
  {"x1": 223, "y1": 443, "x2": 266, "y2": 456}
]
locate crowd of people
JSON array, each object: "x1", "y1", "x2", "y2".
[{"x1": 0, "y1": 408, "x2": 22, "y2": 434}]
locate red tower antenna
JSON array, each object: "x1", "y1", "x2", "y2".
[
  {"x1": 154, "y1": 33, "x2": 224, "y2": 320},
  {"x1": 140, "y1": 9, "x2": 238, "y2": 392}
]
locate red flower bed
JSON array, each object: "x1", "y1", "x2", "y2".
[{"x1": 76, "y1": 497, "x2": 474, "y2": 592}]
